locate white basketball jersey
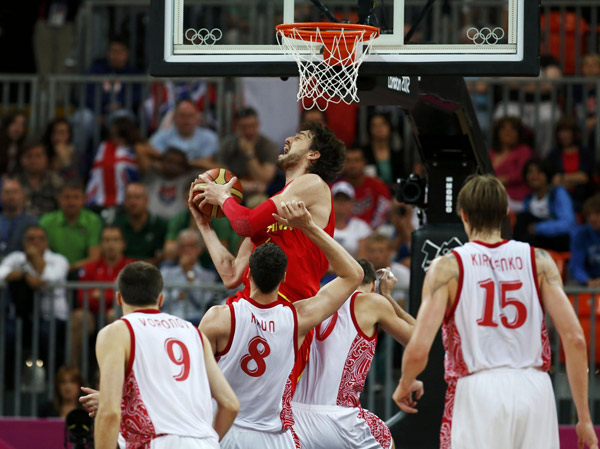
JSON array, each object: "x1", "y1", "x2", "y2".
[
  {"x1": 444, "y1": 240, "x2": 551, "y2": 381},
  {"x1": 120, "y1": 310, "x2": 218, "y2": 446},
  {"x1": 294, "y1": 291, "x2": 377, "y2": 408},
  {"x1": 217, "y1": 297, "x2": 298, "y2": 432}
]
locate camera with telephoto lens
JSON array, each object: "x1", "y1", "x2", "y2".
[
  {"x1": 65, "y1": 408, "x2": 94, "y2": 449},
  {"x1": 395, "y1": 173, "x2": 426, "y2": 207}
]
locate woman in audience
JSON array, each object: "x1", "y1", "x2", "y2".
[
  {"x1": 42, "y1": 118, "x2": 79, "y2": 180},
  {"x1": 0, "y1": 111, "x2": 28, "y2": 175},
  {"x1": 85, "y1": 116, "x2": 141, "y2": 211},
  {"x1": 16, "y1": 142, "x2": 64, "y2": 217},
  {"x1": 545, "y1": 115, "x2": 594, "y2": 212},
  {"x1": 362, "y1": 113, "x2": 404, "y2": 185},
  {"x1": 513, "y1": 158, "x2": 576, "y2": 252},
  {"x1": 489, "y1": 116, "x2": 534, "y2": 212},
  {"x1": 38, "y1": 365, "x2": 84, "y2": 418}
]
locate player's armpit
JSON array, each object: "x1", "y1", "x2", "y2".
[
  {"x1": 200, "y1": 332, "x2": 239, "y2": 441},
  {"x1": 199, "y1": 305, "x2": 232, "y2": 355},
  {"x1": 94, "y1": 321, "x2": 130, "y2": 449}
]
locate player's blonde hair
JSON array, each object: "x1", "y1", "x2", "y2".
[{"x1": 456, "y1": 175, "x2": 507, "y2": 235}]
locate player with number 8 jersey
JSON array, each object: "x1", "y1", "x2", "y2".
[{"x1": 200, "y1": 200, "x2": 364, "y2": 449}]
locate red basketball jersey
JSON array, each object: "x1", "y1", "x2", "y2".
[{"x1": 232, "y1": 180, "x2": 335, "y2": 304}]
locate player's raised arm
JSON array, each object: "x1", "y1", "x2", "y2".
[
  {"x1": 358, "y1": 292, "x2": 414, "y2": 346},
  {"x1": 536, "y1": 249, "x2": 599, "y2": 449},
  {"x1": 393, "y1": 253, "x2": 458, "y2": 413},
  {"x1": 94, "y1": 321, "x2": 130, "y2": 449},
  {"x1": 274, "y1": 201, "x2": 363, "y2": 339},
  {"x1": 378, "y1": 267, "x2": 416, "y2": 326},
  {"x1": 188, "y1": 183, "x2": 252, "y2": 288},
  {"x1": 199, "y1": 332, "x2": 239, "y2": 440}
]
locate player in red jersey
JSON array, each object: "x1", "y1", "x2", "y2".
[
  {"x1": 393, "y1": 175, "x2": 598, "y2": 449},
  {"x1": 190, "y1": 122, "x2": 345, "y2": 304},
  {"x1": 199, "y1": 200, "x2": 363, "y2": 448}
]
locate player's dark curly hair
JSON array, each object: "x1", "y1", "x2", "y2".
[
  {"x1": 249, "y1": 243, "x2": 288, "y2": 294},
  {"x1": 300, "y1": 122, "x2": 346, "y2": 183},
  {"x1": 357, "y1": 258, "x2": 377, "y2": 285}
]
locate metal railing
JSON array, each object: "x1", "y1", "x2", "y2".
[
  {"x1": 0, "y1": 74, "x2": 598, "y2": 165},
  {"x1": 1, "y1": 281, "x2": 599, "y2": 425}
]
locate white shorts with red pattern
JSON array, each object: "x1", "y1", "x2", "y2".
[
  {"x1": 441, "y1": 368, "x2": 558, "y2": 449},
  {"x1": 220, "y1": 424, "x2": 299, "y2": 449},
  {"x1": 292, "y1": 402, "x2": 392, "y2": 449}
]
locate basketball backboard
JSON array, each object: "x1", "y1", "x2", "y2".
[{"x1": 150, "y1": 0, "x2": 539, "y2": 77}]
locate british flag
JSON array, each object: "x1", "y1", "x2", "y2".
[{"x1": 85, "y1": 141, "x2": 140, "y2": 208}]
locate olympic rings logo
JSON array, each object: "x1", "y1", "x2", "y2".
[
  {"x1": 466, "y1": 27, "x2": 505, "y2": 45},
  {"x1": 185, "y1": 28, "x2": 223, "y2": 46}
]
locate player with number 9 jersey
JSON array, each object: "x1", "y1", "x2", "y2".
[{"x1": 120, "y1": 310, "x2": 219, "y2": 447}]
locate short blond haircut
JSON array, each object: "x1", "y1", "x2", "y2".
[{"x1": 456, "y1": 175, "x2": 507, "y2": 235}]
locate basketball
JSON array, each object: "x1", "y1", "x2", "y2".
[{"x1": 194, "y1": 168, "x2": 243, "y2": 218}]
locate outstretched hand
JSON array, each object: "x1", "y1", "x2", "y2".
[
  {"x1": 79, "y1": 386, "x2": 100, "y2": 417},
  {"x1": 392, "y1": 378, "x2": 424, "y2": 414},
  {"x1": 191, "y1": 173, "x2": 236, "y2": 209},
  {"x1": 273, "y1": 201, "x2": 314, "y2": 231}
]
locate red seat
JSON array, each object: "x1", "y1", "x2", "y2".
[{"x1": 560, "y1": 294, "x2": 600, "y2": 364}]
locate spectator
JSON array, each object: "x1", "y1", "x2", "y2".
[
  {"x1": 160, "y1": 229, "x2": 217, "y2": 325},
  {"x1": 33, "y1": 1, "x2": 81, "y2": 76},
  {"x1": 576, "y1": 54, "x2": 599, "y2": 148},
  {"x1": 218, "y1": 107, "x2": 280, "y2": 195},
  {"x1": 41, "y1": 118, "x2": 79, "y2": 180},
  {"x1": 363, "y1": 233, "x2": 410, "y2": 300},
  {"x1": 0, "y1": 178, "x2": 38, "y2": 260},
  {"x1": 38, "y1": 366, "x2": 84, "y2": 418},
  {"x1": 513, "y1": 158, "x2": 576, "y2": 252},
  {"x1": 545, "y1": 116, "x2": 594, "y2": 212},
  {"x1": 70, "y1": 226, "x2": 134, "y2": 369},
  {"x1": 40, "y1": 180, "x2": 102, "y2": 272},
  {"x1": 85, "y1": 36, "x2": 141, "y2": 121},
  {"x1": 0, "y1": 111, "x2": 27, "y2": 175},
  {"x1": 362, "y1": 113, "x2": 404, "y2": 185},
  {"x1": 0, "y1": 225, "x2": 69, "y2": 362},
  {"x1": 16, "y1": 142, "x2": 64, "y2": 217},
  {"x1": 110, "y1": 183, "x2": 167, "y2": 265},
  {"x1": 143, "y1": 147, "x2": 193, "y2": 220},
  {"x1": 331, "y1": 181, "x2": 371, "y2": 257},
  {"x1": 164, "y1": 205, "x2": 240, "y2": 267},
  {"x1": 85, "y1": 116, "x2": 141, "y2": 211},
  {"x1": 492, "y1": 56, "x2": 562, "y2": 155},
  {"x1": 388, "y1": 202, "x2": 415, "y2": 267},
  {"x1": 340, "y1": 147, "x2": 391, "y2": 229},
  {"x1": 72, "y1": 36, "x2": 142, "y2": 153},
  {"x1": 489, "y1": 116, "x2": 534, "y2": 212},
  {"x1": 149, "y1": 99, "x2": 218, "y2": 170},
  {"x1": 569, "y1": 194, "x2": 600, "y2": 286}
]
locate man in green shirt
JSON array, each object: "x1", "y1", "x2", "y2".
[
  {"x1": 40, "y1": 180, "x2": 102, "y2": 273},
  {"x1": 111, "y1": 183, "x2": 167, "y2": 265}
]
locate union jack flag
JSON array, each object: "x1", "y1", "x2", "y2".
[{"x1": 85, "y1": 141, "x2": 140, "y2": 208}]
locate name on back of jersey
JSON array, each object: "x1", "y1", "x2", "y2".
[
  {"x1": 470, "y1": 254, "x2": 524, "y2": 272},
  {"x1": 251, "y1": 313, "x2": 276, "y2": 332},
  {"x1": 139, "y1": 316, "x2": 192, "y2": 329}
]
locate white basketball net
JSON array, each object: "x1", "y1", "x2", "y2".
[{"x1": 276, "y1": 26, "x2": 378, "y2": 111}]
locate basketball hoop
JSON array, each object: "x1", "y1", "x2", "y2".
[{"x1": 276, "y1": 23, "x2": 380, "y2": 111}]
